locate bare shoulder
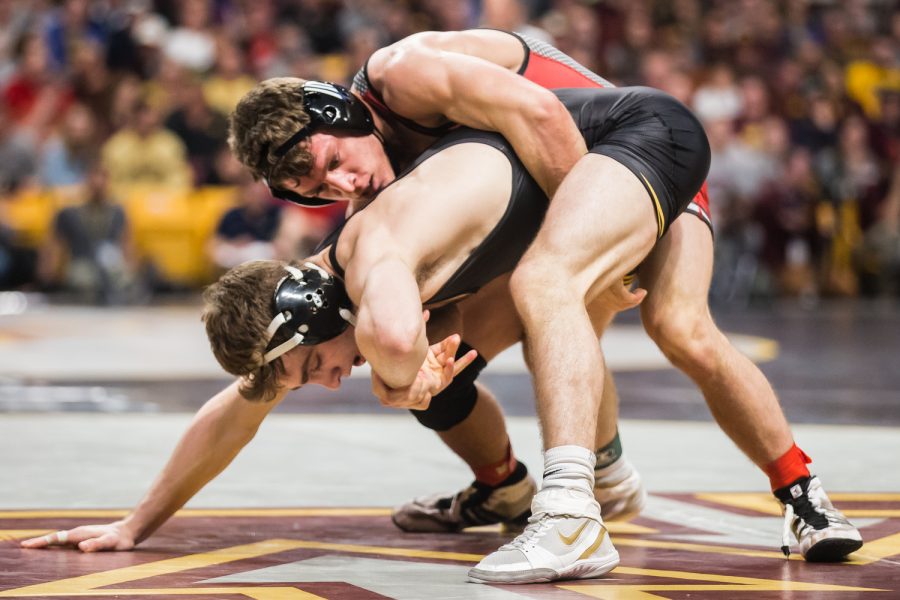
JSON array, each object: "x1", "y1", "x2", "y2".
[
  {"x1": 367, "y1": 30, "x2": 525, "y2": 84},
  {"x1": 368, "y1": 142, "x2": 513, "y2": 218},
  {"x1": 357, "y1": 141, "x2": 513, "y2": 259}
]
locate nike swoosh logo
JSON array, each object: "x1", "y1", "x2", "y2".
[
  {"x1": 578, "y1": 526, "x2": 609, "y2": 560},
  {"x1": 558, "y1": 521, "x2": 589, "y2": 545}
]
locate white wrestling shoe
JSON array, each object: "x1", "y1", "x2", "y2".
[
  {"x1": 594, "y1": 456, "x2": 647, "y2": 521},
  {"x1": 392, "y1": 462, "x2": 535, "y2": 533},
  {"x1": 468, "y1": 486, "x2": 619, "y2": 584},
  {"x1": 776, "y1": 475, "x2": 863, "y2": 562}
]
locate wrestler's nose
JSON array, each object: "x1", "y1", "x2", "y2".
[
  {"x1": 325, "y1": 171, "x2": 356, "y2": 196},
  {"x1": 321, "y1": 366, "x2": 342, "y2": 390}
]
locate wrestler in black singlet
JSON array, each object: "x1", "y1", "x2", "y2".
[
  {"x1": 325, "y1": 125, "x2": 547, "y2": 306},
  {"x1": 323, "y1": 86, "x2": 710, "y2": 302}
]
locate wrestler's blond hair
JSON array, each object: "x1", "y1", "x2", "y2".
[{"x1": 228, "y1": 77, "x2": 315, "y2": 186}]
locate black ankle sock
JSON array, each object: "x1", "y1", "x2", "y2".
[
  {"x1": 774, "y1": 475, "x2": 813, "y2": 502},
  {"x1": 594, "y1": 431, "x2": 622, "y2": 469},
  {"x1": 489, "y1": 461, "x2": 528, "y2": 489}
]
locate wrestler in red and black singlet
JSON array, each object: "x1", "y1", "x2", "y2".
[{"x1": 352, "y1": 30, "x2": 712, "y2": 230}]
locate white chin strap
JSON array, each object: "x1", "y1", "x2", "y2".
[
  {"x1": 262, "y1": 309, "x2": 307, "y2": 365},
  {"x1": 260, "y1": 264, "x2": 357, "y2": 365}
]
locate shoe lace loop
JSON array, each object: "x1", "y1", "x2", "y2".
[{"x1": 500, "y1": 513, "x2": 551, "y2": 551}]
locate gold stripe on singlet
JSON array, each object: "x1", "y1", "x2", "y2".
[{"x1": 640, "y1": 173, "x2": 665, "y2": 238}]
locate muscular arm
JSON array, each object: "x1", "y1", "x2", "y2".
[
  {"x1": 339, "y1": 143, "x2": 511, "y2": 390},
  {"x1": 347, "y1": 229, "x2": 428, "y2": 390},
  {"x1": 124, "y1": 381, "x2": 284, "y2": 543},
  {"x1": 367, "y1": 31, "x2": 587, "y2": 198},
  {"x1": 22, "y1": 380, "x2": 286, "y2": 551}
]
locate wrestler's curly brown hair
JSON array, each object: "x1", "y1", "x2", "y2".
[
  {"x1": 202, "y1": 260, "x2": 301, "y2": 402},
  {"x1": 227, "y1": 77, "x2": 315, "y2": 186}
]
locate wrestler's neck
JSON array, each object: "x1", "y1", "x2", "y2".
[
  {"x1": 355, "y1": 93, "x2": 394, "y2": 146},
  {"x1": 305, "y1": 250, "x2": 335, "y2": 279}
]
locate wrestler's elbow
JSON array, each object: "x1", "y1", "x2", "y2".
[
  {"x1": 524, "y1": 89, "x2": 571, "y2": 131},
  {"x1": 375, "y1": 322, "x2": 422, "y2": 360},
  {"x1": 358, "y1": 315, "x2": 422, "y2": 363}
]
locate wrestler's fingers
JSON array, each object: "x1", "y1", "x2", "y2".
[
  {"x1": 422, "y1": 309, "x2": 430, "y2": 323},
  {"x1": 21, "y1": 529, "x2": 71, "y2": 548},
  {"x1": 441, "y1": 356, "x2": 455, "y2": 382},
  {"x1": 433, "y1": 334, "x2": 461, "y2": 363},
  {"x1": 78, "y1": 532, "x2": 118, "y2": 553},
  {"x1": 451, "y1": 349, "x2": 479, "y2": 377},
  {"x1": 20, "y1": 534, "x2": 51, "y2": 548},
  {"x1": 627, "y1": 287, "x2": 648, "y2": 306},
  {"x1": 443, "y1": 333, "x2": 461, "y2": 356}
]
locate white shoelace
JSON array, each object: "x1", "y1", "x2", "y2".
[
  {"x1": 500, "y1": 514, "x2": 553, "y2": 551},
  {"x1": 781, "y1": 502, "x2": 794, "y2": 557}
]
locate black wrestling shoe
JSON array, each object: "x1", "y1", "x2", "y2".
[{"x1": 392, "y1": 462, "x2": 535, "y2": 533}]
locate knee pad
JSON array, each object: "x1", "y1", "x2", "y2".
[{"x1": 411, "y1": 340, "x2": 488, "y2": 431}]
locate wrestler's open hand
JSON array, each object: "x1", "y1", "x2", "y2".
[
  {"x1": 20, "y1": 521, "x2": 136, "y2": 552},
  {"x1": 372, "y1": 332, "x2": 478, "y2": 411}
]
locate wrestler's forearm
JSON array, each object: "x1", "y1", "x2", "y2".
[
  {"x1": 501, "y1": 98, "x2": 588, "y2": 198},
  {"x1": 123, "y1": 382, "x2": 276, "y2": 544}
]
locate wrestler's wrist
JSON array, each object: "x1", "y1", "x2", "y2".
[{"x1": 118, "y1": 515, "x2": 145, "y2": 543}]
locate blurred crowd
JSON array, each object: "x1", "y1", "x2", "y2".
[{"x1": 0, "y1": 0, "x2": 897, "y2": 305}]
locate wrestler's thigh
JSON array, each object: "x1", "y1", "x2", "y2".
[
  {"x1": 638, "y1": 214, "x2": 714, "y2": 315},
  {"x1": 457, "y1": 274, "x2": 523, "y2": 361},
  {"x1": 525, "y1": 154, "x2": 658, "y2": 300}
]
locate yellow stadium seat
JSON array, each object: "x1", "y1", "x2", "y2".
[
  {"x1": 121, "y1": 187, "x2": 207, "y2": 285},
  {"x1": 2, "y1": 188, "x2": 63, "y2": 246}
]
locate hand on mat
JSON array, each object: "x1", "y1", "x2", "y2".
[
  {"x1": 20, "y1": 521, "x2": 136, "y2": 552},
  {"x1": 372, "y1": 332, "x2": 478, "y2": 410}
]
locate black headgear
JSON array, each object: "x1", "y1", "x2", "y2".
[
  {"x1": 263, "y1": 81, "x2": 375, "y2": 207},
  {"x1": 262, "y1": 263, "x2": 356, "y2": 364}
]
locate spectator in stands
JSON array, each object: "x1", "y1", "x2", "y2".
[
  {"x1": 100, "y1": 99, "x2": 191, "y2": 195},
  {"x1": 2, "y1": 31, "x2": 72, "y2": 138},
  {"x1": 237, "y1": 0, "x2": 279, "y2": 77},
  {"x1": 0, "y1": 104, "x2": 36, "y2": 193},
  {"x1": 754, "y1": 147, "x2": 823, "y2": 298},
  {"x1": 790, "y1": 92, "x2": 841, "y2": 155},
  {"x1": 164, "y1": 80, "x2": 228, "y2": 186},
  {"x1": 68, "y1": 39, "x2": 117, "y2": 138},
  {"x1": 0, "y1": 1, "x2": 32, "y2": 85},
  {"x1": 816, "y1": 113, "x2": 886, "y2": 296},
  {"x1": 208, "y1": 175, "x2": 335, "y2": 272},
  {"x1": 208, "y1": 177, "x2": 282, "y2": 271},
  {"x1": 38, "y1": 102, "x2": 99, "y2": 188},
  {"x1": 692, "y1": 62, "x2": 743, "y2": 123},
  {"x1": 481, "y1": 0, "x2": 553, "y2": 44},
  {"x1": 857, "y1": 169, "x2": 900, "y2": 297},
  {"x1": 0, "y1": 0, "x2": 896, "y2": 300},
  {"x1": 37, "y1": 161, "x2": 140, "y2": 304},
  {"x1": 43, "y1": 0, "x2": 107, "y2": 72},
  {"x1": 202, "y1": 37, "x2": 256, "y2": 116},
  {"x1": 735, "y1": 75, "x2": 773, "y2": 151},
  {"x1": 163, "y1": 0, "x2": 216, "y2": 73}
]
